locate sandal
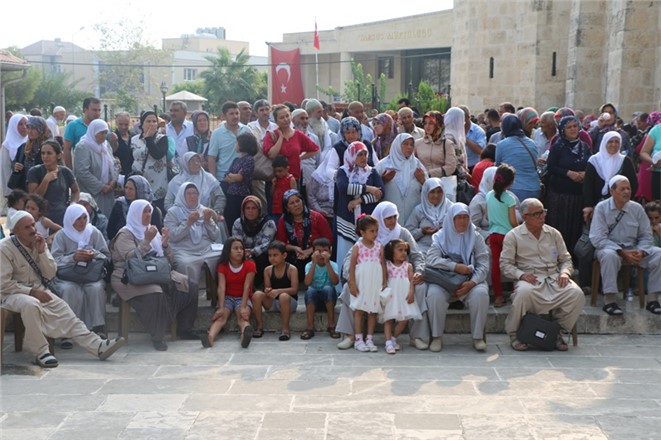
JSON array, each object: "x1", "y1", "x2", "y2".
[
  {"x1": 253, "y1": 328, "x2": 264, "y2": 338},
  {"x1": 646, "y1": 301, "x2": 661, "y2": 315},
  {"x1": 60, "y1": 338, "x2": 73, "y2": 350},
  {"x1": 300, "y1": 329, "x2": 315, "y2": 340},
  {"x1": 35, "y1": 352, "x2": 58, "y2": 368},
  {"x1": 602, "y1": 302, "x2": 623, "y2": 316},
  {"x1": 510, "y1": 339, "x2": 528, "y2": 351},
  {"x1": 278, "y1": 332, "x2": 290, "y2": 341},
  {"x1": 199, "y1": 331, "x2": 212, "y2": 348},
  {"x1": 241, "y1": 325, "x2": 253, "y2": 349},
  {"x1": 327, "y1": 327, "x2": 341, "y2": 339},
  {"x1": 494, "y1": 297, "x2": 506, "y2": 308}
]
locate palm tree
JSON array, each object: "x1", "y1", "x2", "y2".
[{"x1": 201, "y1": 48, "x2": 266, "y2": 113}]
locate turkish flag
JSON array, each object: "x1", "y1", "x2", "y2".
[
  {"x1": 313, "y1": 22, "x2": 320, "y2": 50},
  {"x1": 271, "y1": 47, "x2": 304, "y2": 105}
]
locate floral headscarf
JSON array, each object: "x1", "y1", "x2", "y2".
[
  {"x1": 423, "y1": 111, "x2": 444, "y2": 141},
  {"x1": 340, "y1": 141, "x2": 371, "y2": 185},
  {"x1": 282, "y1": 189, "x2": 311, "y2": 249},
  {"x1": 340, "y1": 116, "x2": 362, "y2": 144},
  {"x1": 373, "y1": 113, "x2": 397, "y2": 158}
]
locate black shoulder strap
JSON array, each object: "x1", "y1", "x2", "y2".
[
  {"x1": 11, "y1": 236, "x2": 56, "y2": 291},
  {"x1": 607, "y1": 210, "x2": 625, "y2": 235}
]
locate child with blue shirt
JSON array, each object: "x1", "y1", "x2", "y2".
[{"x1": 302, "y1": 238, "x2": 340, "y2": 339}]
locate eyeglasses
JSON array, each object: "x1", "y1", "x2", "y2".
[{"x1": 526, "y1": 209, "x2": 547, "y2": 218}]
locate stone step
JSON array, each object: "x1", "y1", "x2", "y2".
[{"x1": 103, "y1": 294, "x2": 661, "y2": 336}]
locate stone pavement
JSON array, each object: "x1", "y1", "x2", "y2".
[{"x1": 2, "y1": 331, "x2": 661, "y2": 439}]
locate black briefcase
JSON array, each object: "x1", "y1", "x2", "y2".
[{"x1": 516, "y1": 313, "x2": 560, "y2": 351}]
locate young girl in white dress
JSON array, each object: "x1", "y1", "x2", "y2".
[
  {"x1": 349, "y1": 214, "x2": 387, "y2": 352},
  {"x1": 381, "y1": 238, "x2": 422, "y2": 354}
]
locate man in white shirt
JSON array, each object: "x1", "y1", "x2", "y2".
[{"x1": 166, "y1": 101, "x2": 193, "y2": 166}]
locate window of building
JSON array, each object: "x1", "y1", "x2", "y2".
[
  {"x1": 378, "y1": 57, "x2": 394, "y2": 79},
  {"x1": 404, "y1": 48, "x2": 451, "y2": 96},
  {"x1": 184, "y1": 68, "x2": 197, "y2": 81}
]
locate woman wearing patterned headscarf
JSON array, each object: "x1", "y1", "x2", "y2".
[
  {"x1": 639, "y1": 111, "x2": 661, "y2": 202},
  {"x1": 333, "y1": 141, "x2": 384, "y2": 265},
  {"x1": 185, "y1": 110, "x2": 211, "y2": 171},
  {"x1": 276, "y1": 189, "x2": 333, "y2": 282},
  {"x1": 9, "y1": 116, "x2": 52, "y2": 191},
  {"x1": 73, "y1": 119, "x2": 116, "y2": 217},
  {"x1": 376, "y1": 132, "x2": 428, "y2": 225},
  {"x1": 371, "y1": 112, "x2": 397, "y2": 159},
  {"x1": 414, "y1": 110, "x2": 458, "y2": 178},
  {"x1": 321, "y1": 116, "x2": 379, "y2": 185}
]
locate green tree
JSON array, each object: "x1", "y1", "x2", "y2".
[
  {"x1": 171, "y1": 80, "x2": 205, "y2": 96},
  {"x1": 28, "y1": 70, "x2": 89, "y2": 114},
  {"x1": 200, "y1": 48, "x2": 266, "y2": 114},
  {"x1": 342, "y1": 61, "x2": 373, "y2": 103},
  {"x1": 3, "y1": 47, "x2": 40, "y2": 111},
  {"x1": 414, "y1": 81, "x2": 448, "y2": 114},
  {"x1": 93, "y1": 19, "x2": 169, "y2": 114}
]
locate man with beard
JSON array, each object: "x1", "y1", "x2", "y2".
[
  {"x1": 292, "y1": 109, "x2": 321, "y2": 190},
  {"x1": 305, "y1": 99, "x2": 332, "y2": 157}
]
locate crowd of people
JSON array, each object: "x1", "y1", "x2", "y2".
[{"x1": 1, "y1": 96, "x2": 660, "y2": 368}]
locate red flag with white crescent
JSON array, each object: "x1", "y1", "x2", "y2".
[
  {"x1": 313, "y1": 22, "x2": 320, "y2": 50},
  {"x1": 270, "y1": 47, "x2": 304, "y2": 105}
]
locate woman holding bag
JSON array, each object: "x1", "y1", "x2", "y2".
[
  {"x1": 110, "y1": 199, "x2": 198, "y2": 351},
  {"x1": 51, "y1": 204, "x2": 110, "y2": 343}
]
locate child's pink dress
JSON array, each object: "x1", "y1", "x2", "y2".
[{"x1": 349, "y1": 239, "x2": 383, "y2": 314}]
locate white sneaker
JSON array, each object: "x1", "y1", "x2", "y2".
[
  {"x1": 98, "y1": 337, "x2": 127, "y2": 361},
  {"x1": 365, "y1": 338, "x2": 378, "y2": 352},
  {"x1": 354, "y1": 339, "x2": 369, "y2": 352},
  {"x1": 385, "y1": 341, "x2": 396, "y2": 355},
  {"x1": 391, "y1": 338, "x2": 401, "y2": 351},
  {"x1": 429, "y1": 337, "x2": 443, "y2": 352},
  {"x1": 411, "y1": 337, "x2": 429, "y2": 350},
  {"x1": 473, "y1": 339, "x2": 487, "y2": 352},
  {"x1": 337, "y1": 336, "x2": 354, "y2": 350}
]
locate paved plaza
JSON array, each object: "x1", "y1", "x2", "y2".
[{"x1": 2, "y1": 330, "x2": 661, "y2": 439}]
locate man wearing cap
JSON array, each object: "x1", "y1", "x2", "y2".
[
  {"x1": 46, "y1": 106, "x2": 66, "y2": 139},
  {"x1": 305, "y1": 99, "x2": 332, "y2": 156},
  {"x1": 590, "y1": 175, "x2": 661, "y2": 316},
  {"x1": 292, "y1": 109, "x2": 322, "y2": 190},
  {"x1": 0, "y1": 211, "x2": 126, "y2": 368}
]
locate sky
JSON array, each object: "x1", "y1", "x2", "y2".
[{"x1": 2, "y1": 1, "x2": 453, "y2": 58}]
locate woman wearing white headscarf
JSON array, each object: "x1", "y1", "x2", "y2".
[
  {"x1": 468, "y1": 166, "x2": 522, "y2": 241},
  {"x1": 334, "y1": 201, "x2": 430, "y2": 350},
  {"x1": 443, "y1": 107, "x2": 470, "y2": 180},
  {"x1": 73, "y1": 119, "x2": 117, "y2": 218},
  {"x1": 164, "y1": 151, "x2": 225, "y2": 213},
  {"x1": 333, "y1": 141, "x2": 384, "y2": 265},
  {"x1": 376, "y1": 133, "x2": 428, "y2": 225},
  {"x1": 52, "y1": 204, "x2": 110, "y2": 340},
  {"x1": 164, "y1": 181, "x2": 221, "y2": 299},
  {"x1": 425, "y1": 203, "x2": 490, "y2": 352},
  {"x1": 405, "y1": 177, "x2": 453, "y2": 253},
  {"x1": 583, "y1": 131, "x2": 637, "y2": 221},
  {"x1": 110, "y1": 199, "x2": 198, "y2": 351},
  {"x1": 1, "y1": 114, "x2": 28, "y2": 210}
]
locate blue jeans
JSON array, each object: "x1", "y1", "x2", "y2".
[{"x1": 305, "y1": 286, "x2": 337, "y2": 311}]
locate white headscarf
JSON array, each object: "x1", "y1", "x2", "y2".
[
  {"x1": 62, "y1": 203, "x2": 94, "y2": 248},
  {"x1": 432, "y1": 203, "x2": 475, "y2": 266},
  {"x1": 443, "y1": 107, "x2": 467, "y2": 150},
  {"x1": 172, "y1": 181, "x2": 204, "y2": 245},
  {"x1": 372, "y1": 201, "x2": 402, "y2": 245},
  {"x1": 588, "y1": 131, "x2": 626, "y2": 196},
  {"x1": 340, "y1": 141, "x2": 371, "y2": 185},
  {"x1": 311, "y1": 149, "x2": 336, "y2": 203},
  {"x1": 2, "y1": 114, "x2": 28, "y2": 160},
  {"x1": 79, "y1": 119, "x2": 114, "y2": 184},
  {"x1": 376, "y1": 133, "x2": 428, "y2": 198},
  {"x1": 420, "y1": 177, "x2": 452, "y2": 228},
  {"x1": 478, "y1": 166, "x2": 498, "y2": 198},
  {"x1": 171, "y1": 152, "x2": 220, "y2": 206},
  {"x1": 125, "y1": 199, "x2": 164, "y2": 256}
]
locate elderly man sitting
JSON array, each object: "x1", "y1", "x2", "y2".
[
  {"x1": 501, "y1": 198, "x2": 584, "y2": 351},
  {"x1": 0, "y1": 211, "x2": 126, "y2": 368},
  {"x1": 590, "y1": 175, "x2": 661, "y2": 316}
]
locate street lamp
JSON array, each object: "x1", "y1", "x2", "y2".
[{"x1": 160, "y1": 81, "x2": 168, "y2": 114}]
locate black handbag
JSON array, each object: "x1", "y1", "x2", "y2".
[
  {"x1": 573, "y1": 224, "x2": 594, "y2": 260},
  {"x1": 516, "y1": 313, "x2": 561, "y2": 351},
  {"x1": 122, "y1": 249, "x2": 170, "y2": 285},
  {"x1": 57, "y1": 257, "x2": 107, "y2": 284},
  {"x1": 7, "y1": 148, "x2": 26, "y2": 190},
  {"x1": 455, "y1": 179, "x2": 475, "y2": 205},
  {"x1": 423, "y1": 266, "x2": 469, "y2": 293}
]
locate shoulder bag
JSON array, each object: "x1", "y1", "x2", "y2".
[
  {"x1": 57, "y1": 255, "x2": 107, "y2": 284},
  {"x1": 516, "y1": 312, "x2": 561, "y2": 351},
  {"x1": 11, "y1": 236, "x2": 60, "y2": 296},
  {"x1": 423, "y1": 266, "x2": 469, "y2": 293},
  {"x1": 122, "y1": 248, "x2": 170, "y2": 285},
  {"x1": 515, "y1": 137, "x2": 546, "y2": 199},
  {"x1": 252, "y1": 131, "x2": 275, "y2": 181},
  {"x1": 573, "y1": 210, "x2": 624, "y2": 260}
]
